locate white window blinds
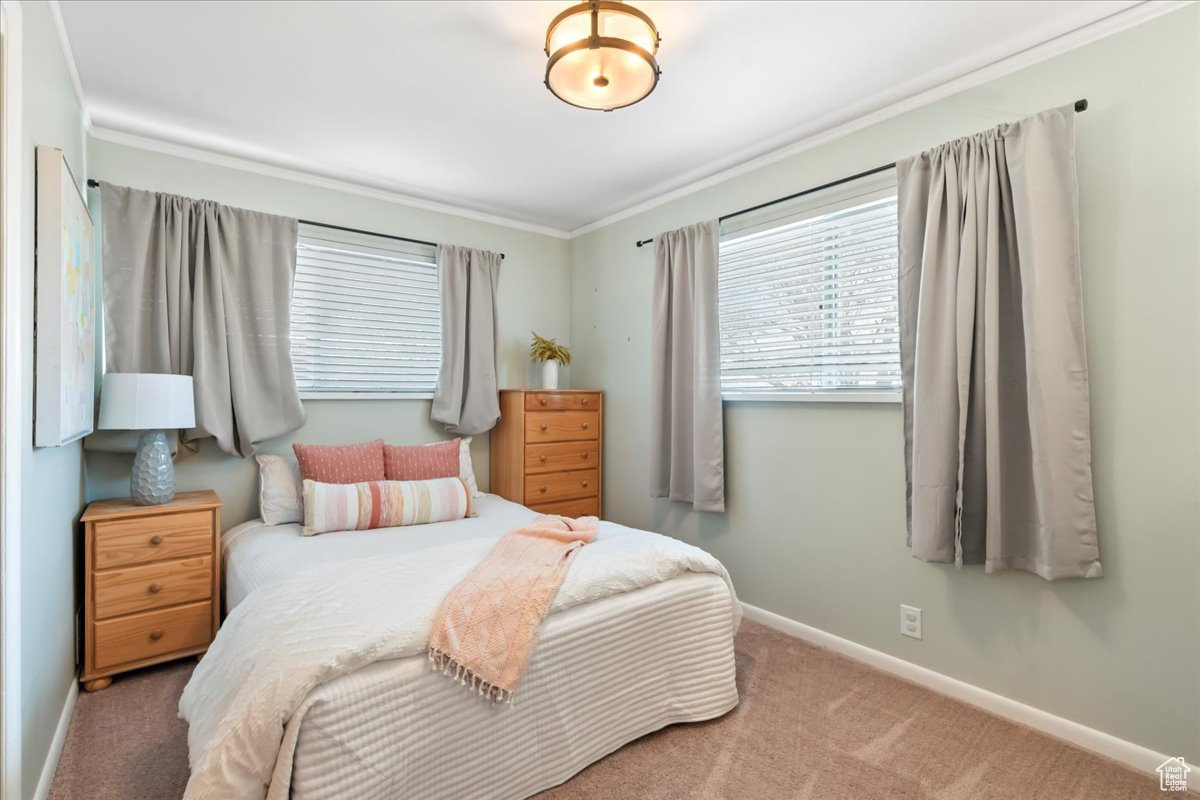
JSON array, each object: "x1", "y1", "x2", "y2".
[
  {"x1": 291, "y1": 225, "x2": 441, "y2": 396},
  {"x1": 717, "y1": 173, "x2": 901, "y2": 399}
]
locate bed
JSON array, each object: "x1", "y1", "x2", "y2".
[{"x1": 186, "y1": 494, "x2": 740, "y2": 800}]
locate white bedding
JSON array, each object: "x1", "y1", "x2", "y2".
[
  {"x1": 222, "y1": 495, "x2": 541, "y2": 609},
  {"x1": 200, "y1": 496, "x2": 740, "y2": 800}
]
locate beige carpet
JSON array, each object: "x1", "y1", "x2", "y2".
[{"x1": 49, "y1": 620, "x2": 1169, "y2": 799}]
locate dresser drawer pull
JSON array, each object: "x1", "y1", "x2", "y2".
[
  {"x1": 540, "y1": 424, "x2": 548, "y2": 433},
  {"x1": 539, "y1": 485, "x2": 548, "y2": 493},
  {"x1": 581, "y1": 480, "x2": 589, "y2": 488},
  {"x1": 149, "y1": 535, "x2": 163, "y2": 546},
  {"x1": 581, "y1": 452, "x2": 589, "y2": 459},
  {"x1": 539, "y1": 455, "x2": 548, "y2": 463},
  {"x1": 581, "y1": 422, "x2": 590, "y2": 430},
  {"x1": 148, "y1": 628, "x2": 164, "y2": 641},
  {"x1": 147, "y1": 582, "x2": 163, "y2": 594},
  {"x1": 540, "y1": 398, "x2": 548, "y2": 406},
  {"x1": 581, "y1": 397, "x2": 590, "y2": 406}
]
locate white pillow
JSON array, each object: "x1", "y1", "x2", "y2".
[
  {"x1": 458, "y1": 436, "x2": 482, "y2": 498},
  {"x1": 256, "y1": 453, "x2": 303, "y2": 525}
]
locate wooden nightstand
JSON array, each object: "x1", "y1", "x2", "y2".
[{"x1": 80, "y1": 490, "x2": 222, "y2": 692}]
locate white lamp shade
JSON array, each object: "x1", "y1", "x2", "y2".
[{"x1": 98, "y1": 373, "x2": 196, "y2": 431}]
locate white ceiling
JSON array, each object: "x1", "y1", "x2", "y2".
[{"x1": 60, "y1": 0, "x2": 1143, "y2": 233}]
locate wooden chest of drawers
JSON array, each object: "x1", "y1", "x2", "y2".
[
  {"x1": 491, "y1": 390, "x2": 602, "y2": 517},
  {"x1": 80, "y1": 490, "x2": 222, "y2": 692}
]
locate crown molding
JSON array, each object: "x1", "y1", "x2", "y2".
[
  {"x1": 63, "y1": 0, "x2": 1186, "y2": 239},
  {"x1": 47, "y1": 0, "x2": 90, "y2": 129},
  {"x1": 88, "y1": 126, "x2": 571, "y2": 239},
  {"x1": 567, "y1": 0, "x2": 1189, "y2": 238},
  {"x1": 56, "y1": 0, "x2": 568, "y2": 237}
]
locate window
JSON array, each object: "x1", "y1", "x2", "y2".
[
  {"x1": 291, "y1": 225, "x2": 440, "y2": 397},
  {"x1": 718, "y1": 173, "x2": 901, "y2": 400}
]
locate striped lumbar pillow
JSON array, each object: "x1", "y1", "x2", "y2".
[{"x1": 301, "y1": 477, "x2": 474, "y2": 536}]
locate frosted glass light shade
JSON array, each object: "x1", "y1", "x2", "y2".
[
  {"x1": 545, "y1": 1, "x2": 660, "y2": 111},
  {"x1": 98, "y1": 373, "x2": 196, "y2": 431}
]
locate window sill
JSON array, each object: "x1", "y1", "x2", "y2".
[
  {"x1": 299, "y1": 392, "x2": 435, "y2": 401},
  {"x1": 722, "y1": 392, "x2": 901, "y2": 404}
]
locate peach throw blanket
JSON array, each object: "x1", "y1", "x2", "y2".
[{"x1": 428, "y1": 515, "x2": 598, "y2": 703}]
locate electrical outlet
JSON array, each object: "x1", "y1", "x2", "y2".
[{"x1": 900, "y1": 604, "x2": 922, "y2": 640}]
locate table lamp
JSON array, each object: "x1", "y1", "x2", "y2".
[{"x1": 97, "y1": 373, "x2": 196, "y2": 505}]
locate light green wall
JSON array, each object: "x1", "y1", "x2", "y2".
[
  {"x1": 569, "y1": 7, "x2": 1200, "y2": 761},
  {"x1": 17, "y1": 1, "x2": 88, "y2": 796},
  {"x1": 83, "y1": 139, "x2": 573, "y2": 526}
]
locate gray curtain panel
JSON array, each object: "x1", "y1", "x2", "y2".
[
  {"x1": 896, "y1": 104, "x2": 1101, "y2": 580},
  {"x1": 98, "y1": 183, "x2": 305, "y2": 458},
  {"x1": 651, "y1": 221, "x2": 725, "y2": 512},
  {"x1": 431, "y1": 244, "x2": 502, "y2": 435}
]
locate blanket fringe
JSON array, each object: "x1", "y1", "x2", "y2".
[{"x1": 428, "y1": 649, "x2": 513, "y2": 706}]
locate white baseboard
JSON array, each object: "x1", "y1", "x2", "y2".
[
  {"x1": 740, "y1": 602, "x2": 1181, "y2": 776},
  {"x1": 31, "y1": 679, "x2": 77, "y2": 800}
]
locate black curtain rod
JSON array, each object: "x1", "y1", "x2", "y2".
[
  {"x1": 85, "y1": 179, "x2": 505, "y2": 259},
  {"x1": 635, "y1": 98, "x2": 1088, "y2": 249}
]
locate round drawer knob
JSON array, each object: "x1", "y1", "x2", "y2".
[
  {"x1": 539, "y1": 455, "x2": 547, "y2": 463},
  {"x1": 581, "y1": 481, "x2": 589, "y2": 488},
  {"x1": 582, "y1": 422, "x2": 590, "y2": 430},
  {"x1": 149, "y1": 629, "x2": 164, "y2": 641},
  {"x1": 540, "y1": 424, "x2": 548, "y2": 433},
  {"x1": 540, "y1": 398, "x2": 548, "y2": 406},
  {"x1": 149, "y1": 535, "x2": 163, "y2": 546},
  {"x1": 581, "y1": 452, "x2": 589, "y2": 459},
  {"x1": 148, "y1": 582, "x2": 163, "y2": 594},
  {"x1": 539, "y1": 485, "x2": 548, "y2": 493},
  {"x1": 581, "y1": 398, "x2": 589, "y2": 406}
]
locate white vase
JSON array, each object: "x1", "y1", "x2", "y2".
[{"x1": 541, "y1": 360, "x2": 560, "y2": 390}]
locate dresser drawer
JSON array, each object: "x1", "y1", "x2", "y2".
[
  {"x1": 525, "y1": 411, "x2": 599, "y2": 443},
  {"x1": 93, "y1": 601, "x2": 212, "y2": 670},
  {"x1": 530, "y1": 497, "x2": 600, "y2": 518},
  {"x1": 525, "y1": 441, "x2": 598, "y2": 474},
  {"x1": 94, "y1": 511, "x2": 213, "y2": 569},
  {"x1": 526, "y1": 468, "x2": 599, "y2": 503},
  {"x1": 525, "y1": 392, "x2": 598, "y2": 412},
  {"x1": 93, "y1": 556, "x2": 213, "y2": 620}
]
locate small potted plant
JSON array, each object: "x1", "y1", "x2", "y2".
[{"x1": 530, "y1": 332, "x2": 571, "y2": 390}]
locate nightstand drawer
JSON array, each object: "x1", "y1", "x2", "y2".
[
  {"x1": 93, "y1": 601, "x2": 212, "y2": 670},
  {"x1": 530, "y1": 497, "x2": 600, "y2": 518},
  {"x1": 525, "y1": 411, "x2": 599, "y2": 443},
  {"x1": 525, "y1": 441, "x2": 598, "y2": 474},
  {"x1": 94, "y1": 510, "x2": 213, "y2": 568},
  {"x1": 525, "y1": 392, "x2": 598, "y2": 412},
  {"x1": 526, "y1": 469, "x2": 599, "y2": 503},
  {"x1": 93, "y1": 556, "x2": 213, "y2": 620}
]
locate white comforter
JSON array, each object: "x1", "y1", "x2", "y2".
[{"x1": 180, "y1": 519, "x2": 739, "y2": 800}]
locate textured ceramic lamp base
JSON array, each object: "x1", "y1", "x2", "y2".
[{"x1": 131, "y1": 430, "x2": 176, "y2": 506}]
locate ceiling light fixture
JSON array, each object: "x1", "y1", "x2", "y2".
[{"x1": 544, "y1": 0, "x2": 661, "y2": 112}]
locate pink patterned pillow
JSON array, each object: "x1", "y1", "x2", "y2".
[
  {"x1": 293, "y1": 440, "x2": 385, "y2": 484},
  {"x1": 302, "y1": 477, "x2": 474, "y2": 536},
  {"x1": 383, "y1": 440, "x2": 461, "y2": 481}
]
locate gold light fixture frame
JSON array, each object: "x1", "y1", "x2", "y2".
[{"x1": 543, "y1": 0, "x2": 662, "y2": 112}]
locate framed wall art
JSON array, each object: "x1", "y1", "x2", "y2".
[{"x1": 35, "y1": 146, "x2": 95, "y2": 447}]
